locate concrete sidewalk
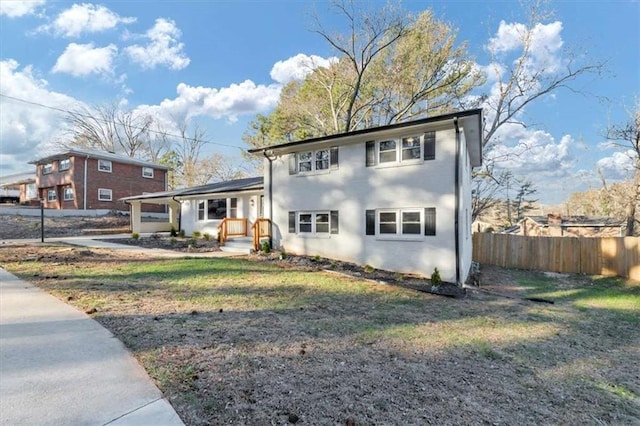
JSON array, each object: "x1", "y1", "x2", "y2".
[{"x1": 0, "y1": 268, "x2": 184, "y2": 425}]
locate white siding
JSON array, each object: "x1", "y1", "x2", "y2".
[
  {"x1": 458, "y1": 128, "x2": 474, "y2": 284},
  {"x1": 268, "y1": 125, "x2": 463, "y2": 282}
]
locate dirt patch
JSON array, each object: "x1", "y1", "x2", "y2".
[
  {"x1": 0, "y1": 213, "x2": 131, "y2": 239},
  {"x1": 99, "y1": 235, "x2": 221, "y2": 253}
]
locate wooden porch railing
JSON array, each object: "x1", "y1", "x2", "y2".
[
  {"x1": 217, "y1": 218, "x2": 248, "y2": 246},
  {"x1": 252, "y1": 218, "x2": 272, "y2": 251}
]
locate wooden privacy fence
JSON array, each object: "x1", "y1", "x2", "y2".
[{"x1": 472, "y1": 233, "x2": 640, "y2": 280}]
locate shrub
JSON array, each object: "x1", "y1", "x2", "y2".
[
  {"x1": 169, "y1": 237, "x2": 177, "y2": 245},
  {"x1": 261, "y1": 240, "x2": 271, "y2": 254},
  {"x1": 170, "y1": 226, "x2": 178, "y2": 237},
  {"x1": 431, "y1": 267, "x2": 443, "y2": 287},
  {"x1": 314, "y1": 254, "x2": 321, "y2": 261},
  {"x1": 279, "y1": 248, "x2": 287, "y2": 260},
  {"x1": 178, "y1": 229, "x2": 185, "y2": 238},
  {"x1": 188, "y1": 238, "x2": 197, "y2": 248},
  {"x1": 131, "y1": 232, "x2": 139, "y2": 240},
  {"x1": 203, "y1": 233, "x2": 211, "y2": 241},
  {"x1": 364, "y1": 265, "x2": 374, "y2": 273},
  {"x1": 192, "y1": 231, "x2": 201, "y2": 238}
]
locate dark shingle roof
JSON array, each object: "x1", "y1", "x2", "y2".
[
  {"x1": 120, "y1": 176, "x2": 263, "y2": 202},
  {"x1": 29, "y1": 148, "x2": 170, "y2": 170}
]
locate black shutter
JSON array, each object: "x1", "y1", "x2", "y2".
[
  {"x1": 330, "y1": 210, "x2": 339, "y2": 234},
  {"x1": 330, "y1": 146, "x2": 339, "y2": 170},
  {"x1": 424, "y1": 131, "x2": 436, "y2": 160},
  {"x1": 288, "y1": 211, "x2": 296, "y2": 233},
  {"x1": 424, "y1": 208, "x2": 436, "y2": 236},
  {"x1": 365, "y1": 141, "x2": 376, "y2": 167},
  {"x1": 289, "y1": 153, "x2": 297, "y2": 174},
  {"x1": 365, "y1": 210, "x2": 375, "y2": 235}
]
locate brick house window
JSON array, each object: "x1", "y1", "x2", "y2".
[
  {"x1": 63, "y1": 187, "x2": 74, "y2": 201},
  {"x1": 142, "y1": 167, "x2": 154, "y2": 178},
  {"x1": 47, "y1": 189, "x2": 57, "y2": 201},
  {"x1": 43, "y1": 163, "x2": 53, "y2": 174},
  {"x1": 98, "y1": 159, "x2": 112, "y2": 172},
  {"x1": 59, "y1": 158, "x2": 70, "y2": 171},
  {"x1": 98, "y1": 188, "x2": 113, "y2": 201}
]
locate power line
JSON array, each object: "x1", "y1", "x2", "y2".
[{"x1": 0, "y1": 92, "x2": 248, "y2": 152}]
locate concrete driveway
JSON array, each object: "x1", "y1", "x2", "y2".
[{"x1": 0, "y1": 267, "x2": 184, "y2": 425}]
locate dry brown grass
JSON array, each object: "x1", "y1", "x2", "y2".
[{"x1": 1, "y1": 243, "x2": 639, "y2": 425}]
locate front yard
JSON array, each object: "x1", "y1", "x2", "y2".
[{"x1": 1, "y1": 243, "x2": 639, "y2": 425}]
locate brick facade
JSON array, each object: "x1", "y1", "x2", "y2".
[{"x1": 35, "y1": 154, "x2": 167, "y2": 213}]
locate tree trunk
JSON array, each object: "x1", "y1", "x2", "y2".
[{"x1": 626, "y1": 160, "x2": 640, "y2": 236}]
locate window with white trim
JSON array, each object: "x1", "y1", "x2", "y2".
[
  {"x1": 297, "y1": 149, "x2": 330, "y2": 172},
  {"x1": 98, "y1": 159, "x2": 112, "y2": 172},
  {"x1": 366, "y1": 208, "x2": 436, "y2": 237},
  {"x1": 289, "y1": 210, "x2": 339, "y2": 235},
  {"x1": 47, "y1": 189, "x2": 56, "y2": 201},
  {"x1": 229, "y1": 198, "x2": 238, "y2": 218},
  {"x1": 290, "y1": 147, "x2": 338, "y2": 175},
  {"x1": 142, "y1": 167, "x2": 154, "y2": 178},
  {"x1": 197, "y1": 198, "x2": 227, "y2": 221},
  {"x1": 98, "y1": 188, "x2": 112, "y2": 201},
  {"x1": 59, "y1": 158, "x2": 70, "y2": 171},
  {"x1": 366, "y1": 132, "x2": 435, "y2": 167},
  {"x1": 43, "y1": 163, "x2": 53, "y2": 174},
  {"x1": 63, "y1": 187, "x2": 74, "y2": 201}
]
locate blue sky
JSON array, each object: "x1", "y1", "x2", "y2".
[{"x1": 0, "y1": 0, "x2": 638, "y2": 204}]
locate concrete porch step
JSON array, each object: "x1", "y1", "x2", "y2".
[{"x1": 220, "y1": 237, "x2": 254, "y2": 254}]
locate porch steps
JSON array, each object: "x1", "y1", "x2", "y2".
[{"x1": 220, "y1": 236, "x2": 253, "y2": 254}]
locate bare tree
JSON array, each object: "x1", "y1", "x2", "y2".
[
  {"x1": 312, "y1": 0, "x2": 410, "y2": 131},
  {"x1": 604, "y1": 100, "x2": 640, "y2": 235},
  {"x1": 471, "y1": 0, "x2": 603, "y2": 219},
  {"x1": 66, "y1": 103, "x2": 153, "y2": 157}
]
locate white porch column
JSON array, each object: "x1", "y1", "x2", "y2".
[{"x1": 130, "y1": 201, "x2": 142, "y2": 234}]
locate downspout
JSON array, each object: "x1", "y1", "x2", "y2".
[
  {"x1": 172, "y1": 196, "x2": 182, "y2": 232},
  {"x1": 262, "y1": 149, "x2": 274, "y2": 248},
  {"x1": 453, "y1": 117, "x2": 461, "y2": 286},
  {"x1": 83, "y1": 155, "x2": 89, "y2": 210}
]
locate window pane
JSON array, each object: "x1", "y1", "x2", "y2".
[
  {"x1": 207, "y1": 198, "x2": 227, "y2": 220},
  {"x1": 198, "y1": 201, "x2": 205, "y2": 221},
  {"x1": 316, "y1": 223, "x2": 329, "y2": 233},
  {"x1": 315, "y1": 150, "x2": 329, "y2": 170},
  {"x1": 299, "y1": 214, "x2": 312, "y2": 223},
  {"x1": 316, "y1": 212, "x2": 329, "y2": 233},
  {"x1": 299, "y1": 223, "x2": 312, "y2": 232},
  {"x1": 299, "y1": 161, "x2": 312, "y2": 172},
  {"x1": 402, "y1": 137, "x2": 421, "y2": 160},
  {"x1": 315, "y1": 213, "x2": 329, "y2": 223},
  {"x1": 380, "y1": 223, "x2": 397, "y2": 234},
  {"x1": 402, "y1": 211, "x2": 420, "y2": 222},
  {"x1": 379, "y1": 212, "x2": 396, "y2": 222},
  {"x1": 402, "y1": 223, "x2": 421, "y2": 234},
  {"x1": 379, "y1": 140, "x2": 396, "y2": 151}
]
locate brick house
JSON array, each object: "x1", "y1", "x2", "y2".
[{"x1": 29, "y1": 148, "x2": 169, "y2": 212}]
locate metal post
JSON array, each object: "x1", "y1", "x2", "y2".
[{"x1": 40, "y1": 199, "x2": 44, "y2": 243}]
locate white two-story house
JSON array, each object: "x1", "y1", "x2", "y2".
[
  {"x1": 122, "y1": 109, "x2": 482, "y2": 284},
  {"x1": 249, "y1": 108, "x2": 483, "y2": 284}
]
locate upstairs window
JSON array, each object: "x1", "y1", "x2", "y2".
[
  {"x1": 289, "y1": 147, "x2": 338, "y2": 175},
  {"x1": 42, "y1": 163, "x2": 53, "y2": 174},
  {"x1": 366, "y1": 132, "x2": 436, "y2": 167},
  {"x1": 59, "y1": 158, "x2": 70, "y2": 171},
  {"x1": 142, "y1": 167, "x2": 154, "y2": 178},
  {"x1": 98, "y1": 159, "x2": 112, "y2": 173}
]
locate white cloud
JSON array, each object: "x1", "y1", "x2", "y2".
[
  {"x1": 597, "y1": 150, "x2": 636, "y2": 180},
  {"x1": 37, "y1": 3, "x2": 135, "y2": 37},
  {"x1": 0, "y1": 59, "x2": 82, "y2": 175},
  {"x1": 0, "y1": 0, "x2": 45, "y2": 18},
  {"x1": 52, "y1": 43, "x2": 117, "y2": 77},
  {"x1": 270, "y1": 53, "x2": 337, "y2": 84},
  {"x1": 124, "y1": 18, "x2": 190, "y2": 70},
  {"x1": 135, "y1": 80, "x2": 281, "y2": 125},
  {"x1": 488, "y1": 129, "x2": 575, "y2": 175}
]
